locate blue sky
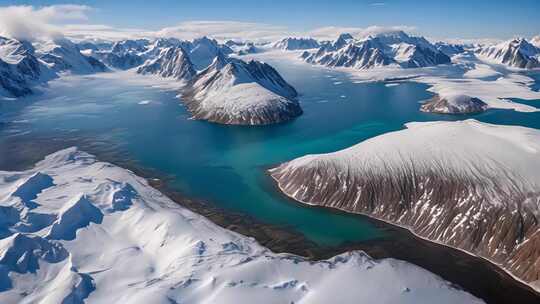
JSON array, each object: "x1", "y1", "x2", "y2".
[{"x1": 0, "y1": 0, "x2": 539, "y2": 40}]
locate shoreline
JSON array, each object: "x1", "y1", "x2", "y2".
[
  {"x1": 1, "y1": 136, "x2": 539, "y2": 304},
  {"x1": 267, "y1": 169, "x2": 540, "y2": 303},
  {"x1": 118, "y1": 157, "x2": 540, "y2": 304}
]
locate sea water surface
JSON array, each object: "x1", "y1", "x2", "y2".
[{"x1": 1, "y1": 57, "x2": 540, "y2": 246}]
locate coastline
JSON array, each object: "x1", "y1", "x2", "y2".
[
  {"x1": 268, "y1": 167, "x2": 540, "y2": 303},
  {"x1": 1, "y1": 135, "x2": 539, "y2": 304}
]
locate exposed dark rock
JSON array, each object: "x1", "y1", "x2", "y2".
[{"x1": 420, "y1": 94, "x2": 488, "y2": 114}]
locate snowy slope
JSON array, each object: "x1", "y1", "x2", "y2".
[
  {"x1": 0, "y1": 148, "x2": 484, "y2": 304},
  {"x1": 90, "y1": 39, "x2": 149, "y2": 70},
  {"x1": 34, "y1": 38, "x2": 107, "y2": 74},
  {"x1": 532, "y1": 36, "x2": 540, "y2": 48},
  {"x1": 476, "y1": 38, "x2": 540, "y2": 69},
  {"x1": 0, "y1": 36, "x2": 56, "y2": 97},
  {"x1": 182, "y1": 55, "x2": 302, "y2": 125},
  {"x1": 136, "y1": 46, "x2": 196, "y2": 81},
  {"x1": 186, "y1": 36, "x2": 234, "y2": 70},
  {"x1": 226, "y1": 40, "x2": 259, "y2": 55},
  {"x1": 434, "y1": 42, "x2": 466, "y2": 57},
  {"x1": 270, "y1": 120, "x2": 540, "y2": 289},
  {"x1": 302, "y1": 31, "x2": 450, "y2": 70}
]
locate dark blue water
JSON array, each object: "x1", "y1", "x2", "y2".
[{"x1": 1, "y1": 62, "x2": 539, "y2": 246}]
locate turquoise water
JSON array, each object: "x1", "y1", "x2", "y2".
[{"x1": 1, "y1": 61, "x2": 539, "y2": 246}]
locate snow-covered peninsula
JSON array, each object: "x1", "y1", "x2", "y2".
[{"x1": 270, "y1": 120, "x2": 540, "y2": 291}]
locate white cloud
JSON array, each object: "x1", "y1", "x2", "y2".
[
  {"x1": 156, "y1": 21, "x2": 289, "y2": 42},
  {"x1": 307, "y1": 25, "x2": 417, "y2": 40},
  {"x1": 0, "y1": 5, "x2": 419, "y2": 43},
  {"x1": 370, "y1": 2, "x2": 386, "y2": 6},
  {"x1": 0, "y1": 4, "x2": 92, "y2": 41},
  {"x1": 62, "y1": 24, "x2": 153, "y2": 42},
  {"x1": 64, "y1": 23, "x2": 418, "y2": 43}
]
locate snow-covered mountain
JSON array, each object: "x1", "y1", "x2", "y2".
[
  {"x1": 136, "y1": 46, "x2": 196, "y2": 81},
  {"x1": 273, "y1": 37, "x2": 320, "y2": 50},
  {"x1": 93, "y1": 51, "x2": 144, "y2": 70},
  {"x1": 140, "y1": 36, "x2": 233, "y2": 71},
  {"x1": 182, "y1": 54, "x2": 302, "y2": 125},
  {"x1": 302, "y1": 31, "x2": 451, "y2": 69},
  {"x1": 185, "y1": 36, "x2": 233, "y2": 70},
  {"x1": 0, "y1": 147, "x2": 483, "y2": 304},
  {"x1": 434, "y1": 42, "x2": 466, "y2": 57},
  {"x1": 0, "y1": 36, "x2": 111, "y2": 98},
  {"x1": 532, "y1": 35, "x2": 540, "y2": 48},
  {"x1": 110, "y1": 39, "x2": 149, "y2": 54},
  {"x1": 225, "y1": 40, "x2": 259, "y2": 55},
  {"x1": 0, "y1": 36, "x2": 46, "y2": 97},
  {"x1": 420, "y1": 94, "x2": 488, "y2": 114},
  {"x1": 476, "y1": 38, "x2": 540, "y2": 69},
  {"x1": 270, "y1": 120, "x2": 540, "y2": 290},
  {"x1": 89, "y1": 39, "x2": 150, "y2": 70},
  {"x1": 76, "y1": 41, "x2": 112, "y2": 52},
  {"x1": 34, "y1": 38, "x2": 107, "y2": 74}
]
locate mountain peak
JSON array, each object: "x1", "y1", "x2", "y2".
[{"x1": 337, "y1": 33, "x2": 354, "y2": 41}]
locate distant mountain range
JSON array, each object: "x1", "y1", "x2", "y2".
[
  {"x1": 274, "y1": 32, "x2": 539, "y2": 71},
  {"x1": 475, "y1": 38, "x2": 540, "y2": 69},
  {"x1": 2, "y1": 31, "x2": 539, "y2": 124},
  {"x1": 273, "y1": 37, "x2": 320, "y2": 50},
  {"x1": 299, "y1": 31, "x2": 451, "y2": 69},
  {"x1": 0, "y1": 36, "x2": 105, "y2": 97}
]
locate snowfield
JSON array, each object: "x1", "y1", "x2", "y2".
[{"x1": 0, "y1": 148, "x2": 484, "y2": 304}]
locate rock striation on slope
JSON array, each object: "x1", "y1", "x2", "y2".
[
  {"x1": 270, "y1": 120, "x2": 540, "y2": 289},
  {"x1": 182, "y1": 54, "x2": 302, "y2": 125}
]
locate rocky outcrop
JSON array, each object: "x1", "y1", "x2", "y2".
[
  {"x1": 182, "y1": 55, "x2": 302, "y2": 125},
  {"x1": 270, "y1": 120, "x2": 540, "y2": 289},
  {"x1": 420, "y1": 94, "x2": 488, "y2": 114}
]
